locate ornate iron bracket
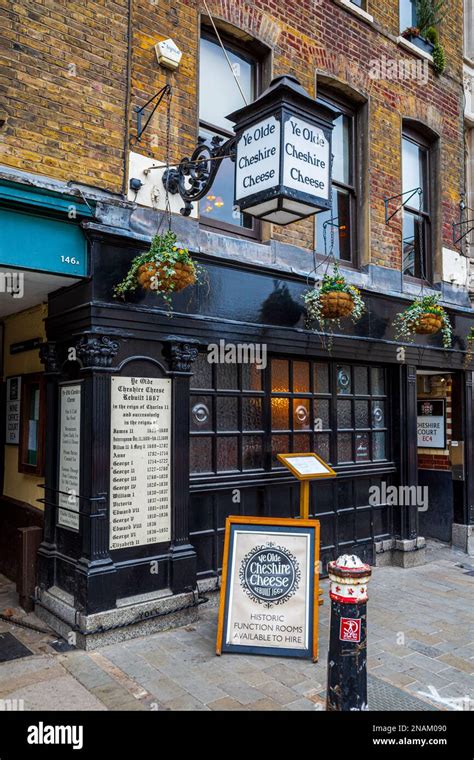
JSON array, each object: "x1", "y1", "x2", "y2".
[
  {"x1": 162, "y1": 134, "x2": 236, "y2": 217},
  {"x1": 384, "y1": 187, "x2": 422, "y2": 225}
]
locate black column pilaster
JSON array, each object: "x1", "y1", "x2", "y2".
[
  {"x1": 163, "y1": 336, "x2": 199, "y2": 594},
  {"x1": 74, "y1": 334, "x2": 119, "y2": 614},
  {"x1": 37, "y1": 341, "x2": 60, "y2": 590}
]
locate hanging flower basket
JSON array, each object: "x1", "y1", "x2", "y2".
[
  {"x1": 137, "y1": 260, "x2": 196, "y2": 292},
  {"x1": 393, "y1": 294, "x2": 452, "y2": 348},
  {"x1": 303, "y1": 264, "x2": 365, "y2": 326},
  {"x1": 319, "y1": 290, "x2": 355, "y2": 319},
  {"x1": 113, "y1": 230, "x2": 204, "y2": 311}
]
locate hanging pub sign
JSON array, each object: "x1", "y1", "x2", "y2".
[
  {"x1": 417, "y1": 399, "x2": 446, "y2": 449},
  {"x1": 227, "y1": 75, "x2": 336, "y2": 225},
  {"x1": 216, "y1": 516, "x2": 320, "y2": 660}
]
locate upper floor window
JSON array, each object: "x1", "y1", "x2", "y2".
[
  {"x1": 402, "y1": 128, "x2": 431, "y2": 279},
  {"x1": 350, "y1": 0, "x2": 367, "y2": 8},
  {"x1": 315, "y1": 94, "x2": 357, "y2": 264},
  {"x1": 199, "y1": 30, "x2": 258, "y2": 236},
  {"x1": 399, "y1": 0, "x2": 417, "y2": 31}
]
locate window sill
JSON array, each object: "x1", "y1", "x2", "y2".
[
  {"x1": 396, "y1": 36, "x2": 434, "y2": 64},
  {"x1": 333, "y1": 0, "x2": 374, "y2": 24}
]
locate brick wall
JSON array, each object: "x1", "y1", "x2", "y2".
[
  {"x1": 0, "y1": 0, "x2": 466, "y2": 271},
  {"x1": 0, "y1": 0, "x2": 129, "y2": 193}
]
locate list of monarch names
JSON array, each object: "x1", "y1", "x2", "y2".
[{"x1": 110, "y1": 377, "x2": 172, "y2": 550}]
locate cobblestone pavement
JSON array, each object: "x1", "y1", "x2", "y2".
[{"x1": 0, "y1": 541, "x2": 473, "y2": 711}]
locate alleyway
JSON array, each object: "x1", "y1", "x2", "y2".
[{"x1": 0, "y1": 542, "x2": 473, "y2": 712}]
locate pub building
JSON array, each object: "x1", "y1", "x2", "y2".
[{"x1": 0, "y1": 5, "x2": 473, "y2": 647}]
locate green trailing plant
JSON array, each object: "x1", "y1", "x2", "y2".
[
  {"x1": 425, "y1": 26, "x2": 446, "y2": 74},
  {"x1": 303, "y1": 264, "x2": 366, "y2": 350},
  {"x1": 393, "y1": 294, "x2": 452, "y2": 348},
  {"x1": 431, "y1": 42, "x2": 446, "y2": 74},
  {"x1": 464, "y1": 326, "x2": 474, "y2": 368},
  {"x1": 113, "y1": 230, "x2": 204, "y2": 312},
  {"x1": 425, "y1": 26, "x2": 439, "y2": 44}
]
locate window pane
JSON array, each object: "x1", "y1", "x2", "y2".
[
  {"x1": 272, "y1": 435, "x2": 289, "y2": 466},
  {"x1": 373, "y1": 432, "x2": 387, "y2": 460},
  {"x1": 242, "y1": 397, "x2": 262, "y2": 430},
  {"x1": 355, "y1": 400, "x2": 369, "y2": 428},
  {"x1": 199, "y1": 129, "x2": 253, "y2": 228},
  {"x1": 337, "y1": 432, "x2": 353, "y2": 463},
  {"x1": 314, "y1": 433, "x2": 330, "y2": 461},
  {"x1": 402, "y1": 137, "x2": 425, "y2": 206},
  {"x1": 190, "y1": 396, "x2": 213, "y2": 431},
  {"x1": 293, "y1": 361, "x2": 310, "y2": 392},
  {"x1": 191, "y1": 353, "x2": 213, "y2": 389},
  {"x1": 293, "y1": 399, "x2": 310, "y2": 430},
  {"x1": 242, "y1": 363, "x2": 262, "y2": 391},
  {"x1": 337, "y1": 365, "x2": 352, "y2": 394},
  {"x1": 400, "y1": 0, "x2": 417, "y2": 32},
  {"x1": 190, "y1": 437, "x2": 212, "y2": 473},
  {"x1": 337, "y1": 399, "x2": 352, "y2": 429},
  {"x1": 314, "y1": 399, "x2": 330, "y2": 430},
  {"x1": 371, "y1": 367, "x2": 385, "y2": 395},
  {"x1": 272, "y1": 397, "x2": 289, "y2": 429},
  {"x1": 372, "y1": 400, "x2": 386, "y2": 428},
  {"x1": 314, "y1": 362, "x2": 329, "y2": 393},
  {"x1": 272, "y1": 359, "x2": 289, "y2": 392},
  {"x1": 217, "y1": 436, "x2": 238, "y2": 471},
  {"x1": 293, "y1": 433, "x2": 311, "y2": 452},
  {"x1": 331, "y1": 112, "x2": 351, "y2": 185},
  {"x1": 354, "y1": 366, "x2": 368, "y2": 395},
  {"x1": 355, "y1": 432, "x2": 370, "y2": 462},
  {"x1": 216, "y1": 362, "x2": 238, "y2": 389},
  {"x1": 316, "y1": 186, "x2": 352, "y2": 262},
  {"x1": 243, "y1": 435, "x2": 263, "y2": 470},
  {"x1": 199, "y1": 36, "x2": 254, "y2": 132},
  {"x1": 216, "y1": 396, "x2": 238, "y2": 431},
  {"x1": 403, "y1": 212, "x2": 426, "y2": 278}
]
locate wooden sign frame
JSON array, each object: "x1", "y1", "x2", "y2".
[
  {"x1": 277, "y1": 451, "x2": 336, "y2": 480},
  {"x1": 216, "y1": 516, "x2": 320, "y2": 661}
]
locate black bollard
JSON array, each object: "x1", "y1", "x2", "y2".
[{"x1": 326, "y1": 554, "x2": 372, "y2": 711}]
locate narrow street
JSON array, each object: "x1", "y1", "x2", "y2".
[{"x1": 1, "y1": 542, "x2": 472, "y2": 712}]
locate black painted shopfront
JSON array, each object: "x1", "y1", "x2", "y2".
[{"x1": 33, "y1": 222, "x2": 474, "y2": 639}]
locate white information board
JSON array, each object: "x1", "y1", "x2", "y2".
[
  {"x1": 57, "y1": 384, "x2": 81, "y2": 530},
  {"x1": 5, "y1": 377, "x2": 21, "y2": 445},
  {"x1": 109, "y1": 377, "x2": 171, "y2": 550}
]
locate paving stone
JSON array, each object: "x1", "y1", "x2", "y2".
[
  {"x1": 164, "y1": 693, "x2": 209, "y2": 710},
  {"x1": 207, "y1": 697, "x2": 249, "y2": 710},
  {"x1": 258, "y1": 680, "x2": 300, "y2": 705},
  {"x1": 437, "y1": 653, "x2": 474, "y2": 674},
  {"x1": 261, "y1": 662, "x2": 308, "y2": 686},
  {"x1": 286, "y1": 697, "x2": 320, "y2": 711},
  {"x1": 406, "y1": 640, "x2": 444, "y2": 658},
  {"x1": 292, "y1": 680, "x2": 324, "y2": 697},
  {"x1": 214, "y1": 678, "x2": 267, "y2": 705},
  {"x1": 3, "y1": 675, "x2": 107, "y2": 711},
  {"x1": 403, "y1": 652, "x2": 452, "y2": 674},
  {"x1": 250, "y1": 698, "x2": 285, "y2": 711}
]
